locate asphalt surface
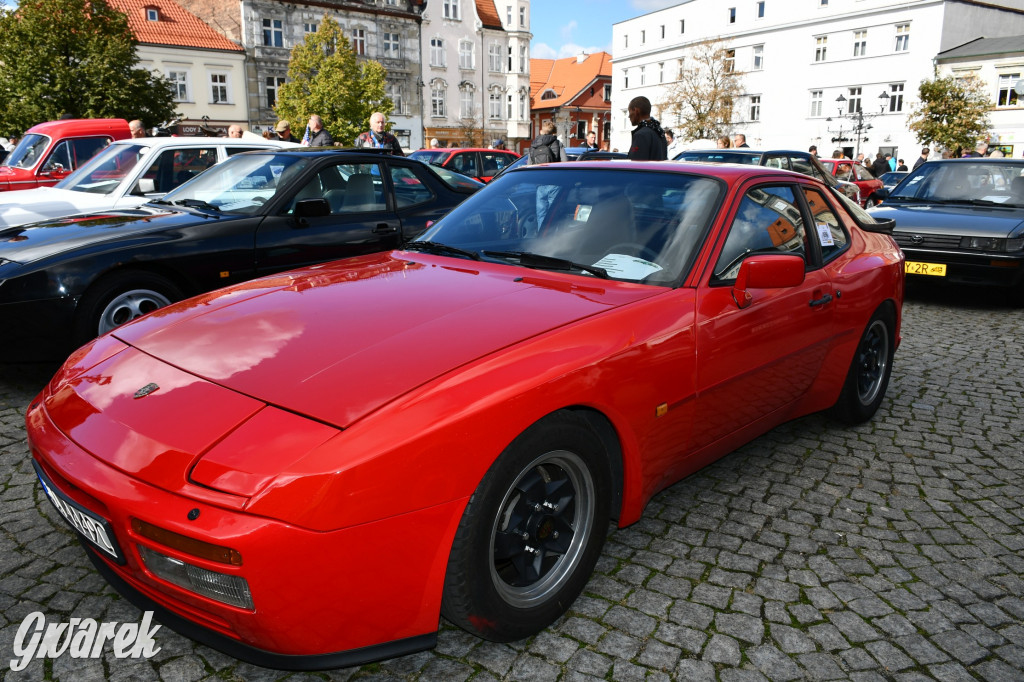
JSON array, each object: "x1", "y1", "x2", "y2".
[{"x1": 1, "y1": 283, "x2": 1022, "y2": 681}]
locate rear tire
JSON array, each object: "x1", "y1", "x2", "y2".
[
  {"x1": 830, "y1": 307, "x2": 894, "y2": 424},
  {"x1": 75, "y1": 271, "x2": 183, "y2": 345},
  {"x1": 441, "y1": 412, "x2": 611, "y2": 642}
]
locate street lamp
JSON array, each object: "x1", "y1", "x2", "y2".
[{"x1": 826, "y1": 90, "x2": 889, "y2": 158}]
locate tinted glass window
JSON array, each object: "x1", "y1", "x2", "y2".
[
  {"x1": 290, "y1": 162, "x2": 387, "y2": 214},
  {"x1": 46, "y1": 140, "x2": 74, "y2": 172},
  {"x1": 714, "y1": 185, "x2": 807, "y2": 281},
  {"x1": 69, "y1": 137, "x2": 112, "y2": 169},
  {"x1": 450, "y1": 152, "x2": 478, "y2": 177},
  {"x1": 390, "y1": 165, "x2": 434, "y2": 208},
  {"x1": 226, "y1": 147, "x2": 266, "y2": 156},
  {"x1": 4, "y1": 134, "x2": 49, "y2": 169},
  {"x1": 802, "y1": 187, "x2": 848, "y2": 262}
]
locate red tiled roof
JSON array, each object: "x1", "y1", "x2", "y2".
[
  {"x1": 475, "y1": 0, "x2": 503, "y2": 30},
  {"x1": 530, "y1": 52, "x2": 612, "y2": 110},
  {"x1": 107, "y1": 0, "x2": 242, "y2": 51}
]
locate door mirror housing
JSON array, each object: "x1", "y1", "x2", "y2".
[
  {"x1": 732, "y1": 255, "x2": 805, "y2": 309},
  {"x1": 294, "y1": 198, "x2": 330, "y2": 218}
]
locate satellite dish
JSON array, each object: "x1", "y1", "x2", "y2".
[{"x1": 1015, "y1": 79, "x2": 1024, "y2": 96}]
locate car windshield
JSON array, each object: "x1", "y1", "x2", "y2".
[
  {"x1": 675, "y1": 151, "x2": 762, "y2": 164},
  {"x1": 414, "y1": 167, "x2": 723, "y2": 286},
  {"x1": 159, "y1": 153, "x2": 312, "y2": 214},
  {"x1": 57, "y1": 143, "x2": 148, "y2": 194},
  {"x1": 409, "y1": 150, "x2": 450, "y2": 166},
  {"x1": 422, "y1": 163, "x2": 484, "y2": 191},
  {"x1": 3, "y1": 134, "x2": 49, "y2": 170},
  {"x1": 888, "y1": 161, "x2": 1024, "y2": 206}
]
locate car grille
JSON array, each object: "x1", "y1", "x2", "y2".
[{"x1": 893, "y1": 233, "x2": 961, "y2": 250}]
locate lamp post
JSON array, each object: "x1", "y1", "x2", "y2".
[{"x1": 827, "y1": 91, "x2": 889, "y2": 159}]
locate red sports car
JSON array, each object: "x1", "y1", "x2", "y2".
[
  {"x1": 817, "y1": 158, "x2": 885, "y2": 207},
  {"x1": 28, "y1": 161, "x2": 904, "y2": 669}
]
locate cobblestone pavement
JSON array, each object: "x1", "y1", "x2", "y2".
[{"x1": 1, "y1": 286, "x2": 1022, "y2": 681}]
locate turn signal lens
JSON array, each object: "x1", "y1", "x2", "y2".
[
  {"x1": 137, "y1": 545, "x2": 254, "y2": 610},
  {"x1": 131, "y1": 518, "x2": 242, "y2": 566}
]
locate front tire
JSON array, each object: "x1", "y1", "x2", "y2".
[
  {"x1": 831, "y1": 307, "x2": 894, "y2": 424},
  {"x1": 75, "y1": 271, "x2": 183, "y2": 344},
  {"x1": 442, "y1": 412, "x2": 611, "y2": 642}
]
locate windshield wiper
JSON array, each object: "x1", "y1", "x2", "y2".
[
  {"x1": 403, "y1": 240, "x2": 481, "y2": 260},
  {"x1": 482, "y1": 250, "x2": 610, "y2": 279},
  {"x1": 172, "y1": 198, "x2": 221, "y2": 212}
]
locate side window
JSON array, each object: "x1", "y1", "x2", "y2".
[
  {"x1": 69, "y1": 137, "x2": 112, "y2": 169},
  {"x1": 44, "y1": 140, "x2": 74, "y2": 172},
  {"x1": 169, "y1": 147, "x2": 219, "y2": 189},
  {"x1": 299, "y1": 162, "x2": 385, "y2": 214},
  {"x1": 713, "y1": 185, "x2": 807, "y2": 281},
  {"x1": 450, "y1": 152, "x2": 478, "y2": 177},
  {"x1": 226, "y1": 147, "x2": 264, "y2": 156},
  {"x1": 793, "y1": 157, "x2": 827, "y2": 183},
  {"x1": 389, "y1": 165, "x2": 434, "y2": 208},
  {"x1": 801, "y1": 187, "x2": 848, "y2": 262},
  {"x1": 763, "y1": 155, "x2": 789, "y2": 170},
  {"x1": 853, "y1": 164, "x2": 874, "y2": 181}
]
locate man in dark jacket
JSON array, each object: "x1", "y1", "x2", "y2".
[
  {"x1": 354, "y1": 112, "x2": 404, "y2": 155},
  {"x1": 528, "y1": 121, "x2": 568, "y2": 164},
  {"x1": 305, "y1": 115, "x2": 333, "y2": 146},
  {"x1": 871, "y1": 152, "x2": 890, "y2": 178},
  {"x1": 627, "y1": 96, "x2": 667, "y2": 161}
]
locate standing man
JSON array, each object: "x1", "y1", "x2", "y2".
[
  {"x1": 129, "y1": 120, "x2": 146, "y2": 138},
  {"x1": 584, "y1": 130, "x2": 598, "y2": 150},
  {"x1": 305, "y1": 114, "x2": 333, "y2": 146},
  {"x1": 227, "y1": 124, "x2": 243, "y2": 138},
  {"x1": 732, "y1": 133, "x2": 749, "y2": 148},
  {"x1": 912, "y1": 147, "x2": 930, "y2": 170},
  {"x1": 354, "y1": 112, "x2": 404, "y2": 155},
  {"x1": 871, "y1": 152, "x2": 889, "y2": 178},
  {"x1": 665, "y1": 129, "x2": 682, "y2": 158},
  {"x1": 808, "y1": 145, "x2": 818, "y2": 157},
  {"x1": 275, "y1": 120, "x2": 296, "y2": 143},
  {"x1": 626, "y1": 96, "x2": 667, "y2": 161}
]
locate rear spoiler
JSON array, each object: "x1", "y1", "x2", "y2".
[{"x1": 856, "y1": 215, "x2": 895, "y2": 235}]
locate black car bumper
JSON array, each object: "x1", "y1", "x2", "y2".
[
  {"x1": 899, "y1": 248, "x2": 1024, "y2": 288},
  {"x1": 0, "y1": 296, "x2": 80, "y2": 360}
]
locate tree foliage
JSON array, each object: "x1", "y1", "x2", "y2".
[
  {"x1": 658, "y1": 38, "x2": 745, "y2": 142},
  {"x1": 0, "y1": 0, "x2": 177, "y2": 137},
  {"x1": 906, "y1": 75, "x2": 991, "y2": 153},
  {"x1": 274, "y1": 15, "x2": 392, "y2": 146}
]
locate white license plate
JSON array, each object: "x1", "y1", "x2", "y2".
[{"x1": 36, "y1": 464, "x2": 123, "y2": 563}]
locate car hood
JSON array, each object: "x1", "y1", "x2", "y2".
[
  {"x1": 0, "y1": 205, "x2": 192, "y2": 263},
  {"x1": 870, "y1": 203, "x2": 1024, "y2": 237},
  {"x1": 111, "y1": 252, "x2": 661, "y2": 429},
  {"x1": 0, "y1": 187, "x2": 119, "y2": 229}
]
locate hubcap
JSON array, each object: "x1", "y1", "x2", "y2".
[
  {"x1": 856, "y1": 319, "x2": 889, "y2": 405},
  {"x1": 98, "y1": 288, "x2": 172, "y2": 335},
  {"x1": 489, "y1": 450, "x2": 595, "y2": 608}
]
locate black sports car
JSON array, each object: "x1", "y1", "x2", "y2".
[{"x1": 0, "y1": 148, "x2": 482, "y2": 359}]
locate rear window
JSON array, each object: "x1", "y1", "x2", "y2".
[{"x1": 676, "y1": 151, "x2": 762, "y2": 164}]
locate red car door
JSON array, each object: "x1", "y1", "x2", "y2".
[{"x1": 691, "y1": 181, "x2": 837, "y2": 450}]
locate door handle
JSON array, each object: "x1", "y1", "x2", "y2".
[
  {"x1": 809, "y1": 293, "x2": 833, "y2": 307},
  {"x1": 373, "y1": 223, "x2": 398, "y2": 234}
]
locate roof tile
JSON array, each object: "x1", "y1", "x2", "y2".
[
  {"x1": 530, "y1": 52, "x2": 611, "y2": 109},
  {"x1": 107, "y1": 0, "x2": 242, "y2": 52}
]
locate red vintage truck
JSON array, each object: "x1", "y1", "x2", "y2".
[{"x1": 0, "y1": 118, "x2": 132, "y2": 191}]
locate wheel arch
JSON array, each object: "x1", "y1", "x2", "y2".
[{"x1": 566, "y1": 406, "x2": 624, "y2": 523}]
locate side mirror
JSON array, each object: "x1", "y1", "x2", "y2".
[
  {"x1": 294, "y1": 198, "x2": 330, "y2": 218},
  {"x1": 872, "y1": 188, "x2": 889, "y2": 202},
  {"x1": 135, "y1": 178, "x2": 156, "y2": 194},
  {"x1": 39, "y1": 163, "x2": 64, "y2": 176},
  {"x1": 732, "y1": 255, "x2": 805, "y2": 309}
]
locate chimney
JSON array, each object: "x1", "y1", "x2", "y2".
[{"x1": 576, "y1": 52, "x2": 587, "y2": 64}]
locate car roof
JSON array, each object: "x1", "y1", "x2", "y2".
[
  {"x1": 517, "y1": 160, "x2": 818, "y2": 183},
  {"x1": 107, "y1": 136, "x2": 290, "y2": 149},
  {"x1": 413, "y1": 147, "x2": 517, "y2": 154},
  {"x1": 25, "y1": 118, "x2": 130, "y2": 136}
]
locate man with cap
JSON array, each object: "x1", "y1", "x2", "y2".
[{"x1": 275, "y1": 120, "x2": 296, "y2": 143}]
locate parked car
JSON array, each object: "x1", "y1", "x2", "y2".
[
  {"x1": 0, "y1": 148, "x2": 482, "y2": 359},
  {"x1": 0, "y1": 118, "x2": 132, "y2": 191},
  {"x1": 673, "y1": 148, "x2": 863, "y2": 205},
  {"x1": 817, "y1": 158, "x2": 885, "y2": 206},
  {"x1": 867, "y1": 158, "x2": 1024, "y2": 298},
  {"x1": 28, "y1": 160, "x2": 903, "y2": 669},
  {"x1": 408, "y1": 147, "x2": 520, "y2": 183},
  {"x1": 877, "y1": 170, "x2": 909, "y2": 193},
  {"x1": 492, "y1": 147, "x2": 628, "y2": 180},
  {"x1": 0, "y1": 137, "x2": 296, "y2": 229}
]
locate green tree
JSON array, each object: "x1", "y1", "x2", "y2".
[
  {"x1": 658, "y1": 38, "x2": 745, "y2": 143},
  {"x1": 906, "y1": 75, "x2": 991, "y2": 153},
  {"x1": 0, "y1": 0, "x2": 177, "y2": 137},
  {"x1": 274, "y1": 15, "x2": 392, "y2": 146}
]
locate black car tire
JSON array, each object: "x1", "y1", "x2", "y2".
[
  {"x1": 441, "y1": 411, "x2": 611, "y2": 642},
  {"x1": 830, "y1": 306, "x2": 895, "y2": 424},
  {"x1": 75, "y1": 271, "x2": 184, "y2": 344}
]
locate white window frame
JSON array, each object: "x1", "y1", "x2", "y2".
[
  {"x1": 265, "y1": 75, "x2": 285, "y2": 108},
  {"x1": 303, "y1": 22, "x2": 317, "y2": 34},
  {"x1": 752, "y1": 44, "x2": 763, "y2": 71},
  {"x1": 997, "y1": 73, "x2": 1021, "y2": 107},
  {"x1": 146, "y1": 8, "x2": 159, "y2": 21},
  {"x1": 262, "y1": 18, "x2": 283, "y2": 47},
  {"x1": 894, "y1": 24, "x2": 910, "y2": 52},
  {"x1": 460, "y1": 88, "x2": 474, "y2": 118},
  {"x1": 431, "y1": 85, "x2": 446, "y2": 117},
  {"x1": 489, "y1": 90, "x2": 502, "y2": 119},
  {"x1": 519, "y1": 6, "x2": 525, "y2": 27},
  {"x1": 847, "y1": 87, "x2": 862, "y2": 114},
  {"x1": 209, "y1": 72, "x2": 230, "y2": 104},
  {"x1": 519, "y1": 45, "x2": 527, "y2": 72},
  {"x1": 488, "y1": 43, "x2": 503, "y2": 72},
  {"x1": 352, "y1": 28, "x2": 366, "y2": 56},
  {"x1": 810, "y1": 90, "x2": 822, "y2": 117},
  {"x1": 853, "y1": 30, "x2": 867, "y2": 58},
  {"x1": 383, "y1": 32, "x2": 400, "y2": 59},
  {"x1": 459, "y1": 40, "x2": 474, "y2": 69},
  {"x1": 444, "y1": 0, "x2": 460, "y2": 20},
  {"x1": 888, "y1": 83, "x2": 904, "y2": 112},
  {"x1": 430, "y1": 38, "x2": 445, "y2": 67},
  {"x1": 749, "y1": 95, "x2": 761, "y2": 121},
  {"x1": 757, "y1": 1, "x2": 765, "y2": 18},
  {"x1": 167, "y1": 70, "x2": 190, "y2": 102},
  {"x1": 815, "y1": 36, "x2": 827, "y2": 62}
]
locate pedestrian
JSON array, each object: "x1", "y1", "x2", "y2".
[
  {"x1": 354, "y1": 112, "x2": 404, "y2": 155},
  {"x1": 717, "y1": 136, "x2": 732, "y2": 149},
  {"x1": 584, "y1": 130, "x2": 599, "y2": 150},
  {"x1": 305, "y1": 114, "x2": 333, "y2": 147},
  {"x1": 429, "y1": 138, "x2": 440, "y2": 149},
  {"x1": 626, "y1": 96, "x2": 668, "y2": 161},
  {"x1": 989, "y1": 148, "x2": 1004, "y2": 158},
  {"x1": 832, "y1": 149, "x2": 845, "y2": 159},
  {"x1": 129, "y1": 120, "x2": 146, "y2": 138},
  {"x1": 493, "y1": 139, "x2": 507, "y2": 150},
  {"x1": 871, "y1": 152, "x2": 889, "y2": 178},
  {"x1": 275, "y1": 120, "x2": 296, "y2": 143},
  {"x1": 732, "y1": 133, "x2": 749, "y2": 148},
  {"x1": 885, "y1": 153, "x2": 895, "y2": 171},
  {"x1": 665, "y1": 129, "x2": 682, "y2": 158},
  {"x1": 808, "y1": 145, "x2": 818, "y2": 157},
  {"x1": 970, "y1": 141, "x2": 988, "y2": 157},
  {"x1": 528, "y1": 121, "x2": 567, "y2": 164},
  {"x1": 227, "y1": 124, "x2": 243, "y2": 138},
  {"x1": 912, "y1": 147, "x2": 930, "y2": 170},
  {"x1": 262, "y1": 129, "x2": 274, "y2": 140},
  {"x1": 896, "y1": 159, "x2": 907, "y2": 171}
]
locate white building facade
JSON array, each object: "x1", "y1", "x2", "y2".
[{"x1": 612, "y1": 0, "x2": 1024, "y2": 161}]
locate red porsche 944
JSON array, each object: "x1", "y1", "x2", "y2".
[{"x1": 28, "y1": 161, "x2": 904, "y2": 669}]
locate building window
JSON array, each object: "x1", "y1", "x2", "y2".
[
  {"x1": 640, "y1": 65, "x2": 646, "y2": 86},
  {"x1": 383, "y1": 33, "x2": 400, "y2": 58},
  {"x1": 519, "y1": 45, "x2": 527, "y2": 72},
  {"x1": 459, "y1": 40, "x2": 474, "y2": 69},
  {"x1": 815, "y1": 36, "x2": 827, "y2": 62},
  {"x1": 998, "y1": 73, "x2": 1021, "y2": 107},
  {"x1": 749, "y1": 95, "x2": 760, "y2": 121},
  {"x1": 489, "y1": 43, "x2": 503, "y2": 71},
  {"x1": 507, "y1": 5, "x2": 511, "y2": 25},
  {"x1": 431, "y1": 85, "x2": 446, "y2": 116},
  {"x1": 820, "y1": 0, "x2": 828, "y2": 5},
  {"x1": 304, "y1": 22, "x2": 317, "y2": 34},
  {"x1": 519, "y1": 90, "x2": 527, "y2": 118},
  {"x1": 888, "y1": 83, "x2": 904, "y2": 112},
  {"x1": 752, "y1": 44, "x2": 763, "y2": 70},
  {"x1": 168, "y1": 71, "x2": 189, "y2": 102},
  {"x1": 444, "y1": 0, "x2": 460, "y2": 20},
  {"x1": 460, "y1": 88, "x2": 473, "y2": 118},
  {"x1": 262, "y1": 18, "x2": 283, "y2": 47},
  {"x1": 894, "y1": 24, "x2": 910, "y2": 52},
  {"x1": 519, "y1": 6, "x2": 525, "y2": 26},
  {"x1": 847, "y1": 87, "x2": 862, "y2": 114},
  {"x1": 604, "y1": 83, "x2": 611, "y2": 101},
  {"x1": 853, "y1": 30, "x2": 867, "y2": 57},
  {"x1": 388, "y1": 83, "x2": 406, "y2": 115},
  {"x1": 489, "y1": 91, "x2": 502, "y2": 119},
  {"x1": 677, "y1": 58, "x2": 685, "y2": 79},
  {"x1": 658, "y1": 62, "x2": 665, "y2": 83},
  {"x1": 724, "y1": 49, "x2": 736, "y2": 73},
  {"x1": 576, "y1": 120, "x2": 586, "y2": 139},
  {"x1": 729, "y1": 7, "x2": 736, "y2": 23},
  {"x1": 624, "y1": 70, "x2": 629, "y2": 89},
  {"x1": 641, "y1": 30, "x2": 645, "y2": 44},
  {"x1": 680, "y1": 19, "x2": 685, "y2": 33},
  {"x1": 660, "y1": 24, "x2": 665, "y2": 39},
  {"x1": 810, "y1": 90, "x2": 822, "y2": 117},
  {"x1": 507, "y1": 94, "x2": 513, "y2": 119},
  {"x1": 430, "y1": 38, "x2": 445, "y2": 66},
  {"x1": 210, "y1": 73, "x2": 229, "y2": 104},
  {"x1": 352, "y1": 29, "x2": 366, "y2": 56},
  {"x1": 757, "y1": 1, "x2": 765, "y2": 18},
  {"x1": 266, "y1": 76, "x2": 285, "y2": 108},
  {"x1": 624, "y1": 34, "x2": 628, "y2": 49},
  {"x1": 146, "y1": 8, "x2": 159, "y2": 21}
]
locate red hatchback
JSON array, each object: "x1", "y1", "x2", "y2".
[
  {"x1": 28, "y1": 161, "x2": 903, "y2": 669},
  {"x1": 409, "y1": 147, "x2": 520, "y2": 182},
  {"x1": 0, "y1": 118, "x2": 132, "y2": 191},
  {"x1": 817, "y1": 158, "x2": 885, "y2": 207}
]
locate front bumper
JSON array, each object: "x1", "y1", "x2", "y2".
[
  {"x1": 899, "y1": 247, "x2": 1024, "y2": 288},
  {"x1": 0, "y1": 296, "x2": 79, "y2": 360},
  {"x1": 27, "y1": 397, "x2": 465, "y2": 668}
]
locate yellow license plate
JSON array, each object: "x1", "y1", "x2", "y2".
[{"x1": 905, "y1": 261, "x2": 947, "y2": 276}]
